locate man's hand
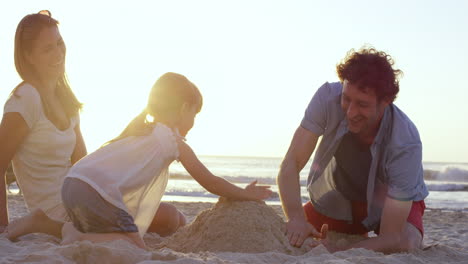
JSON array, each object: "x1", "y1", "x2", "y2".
[
  {"x1": 286, "y1": 217, "x2": 323, "y2": 247},
  {"x1": 308, "y1": 224, "x2": 347, "y2": 253},
  {"x1": 0, "y1": 225, "x2": 6, "y2": 234}
]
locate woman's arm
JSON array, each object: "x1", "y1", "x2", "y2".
[
  {"x1": 0, "y1": 113, "x2": 29, "y2": 229},
  {"x1": 71, "y1": 121, "x2": 87, "y2": 164},
  {"x1": 178, "y1": 140, "x2": 271, "y2": 201}
]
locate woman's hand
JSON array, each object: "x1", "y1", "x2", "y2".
[{"x1": 245, "y1": 180, "x2": 272, "y2": 200}]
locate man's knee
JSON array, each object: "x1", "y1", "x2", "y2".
[{"x1": 400, "y1": 223, "x2": 423, "y2": 251}]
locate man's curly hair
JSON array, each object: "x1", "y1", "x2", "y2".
[{"x1": 336, "y1": 47, "x2": 402, "y2": 102}]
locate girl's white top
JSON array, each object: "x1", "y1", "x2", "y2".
[
  {"x1": 4, "y1": 83, "x2": 78, "y2": 221},
  {"x1": 66, "y1": 123, "x2": 179, "y2": 237}
]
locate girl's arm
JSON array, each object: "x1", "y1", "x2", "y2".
[
  {"x1": 0, "y1": 113, "x2": 29, "y2": 230},
  {"x1": 178, "y1": 140, "x2": 271, "y2": 201},
  {"x1": 71, "y1": 121, "x2": 87, "y2": 164}
]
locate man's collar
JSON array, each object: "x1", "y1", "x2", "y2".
[{"x1": 373, "y1": 105, "x2": 392, "y2": 145}]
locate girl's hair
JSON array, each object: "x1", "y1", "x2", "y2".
[
  {"x1": 106, "y1": 72, "x2": 203, "y2": 145},
  {"x1": 13, "y1": 10, "x2": 82, "y2": 118}
]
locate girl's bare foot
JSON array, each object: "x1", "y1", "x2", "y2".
[
  {"x1": 6, "y1": 209, "x2": 49, "y2": 240},
  {"x1": 61, "y1": 222, "x2": 83, "y2": 245}
]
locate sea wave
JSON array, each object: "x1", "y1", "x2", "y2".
[
  {"x1": 164, "y1": 189, "x2": 282, "y2": 201},
  {"x1": 170, "y1": 173, "x2": 291, "y2": 185},
  {"x1": 424, "y1": 166, "x2": 468, "y2": 182},
  {"x1": 172, "y1": 167, "x2": 468, "y2": 188},
  {"x1": 164, "y1": 182, "x2": 468, "y2": 201},
  {"x1": 426, "y1": 182, "x2": 468, "y2": 192},
  {"x1": 171, "y1": 160, "x2": 468, "y2": 184}
]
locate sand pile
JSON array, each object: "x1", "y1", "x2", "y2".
[{"x1": 161, "y1": 197, "x2": 311, "y2": 255}]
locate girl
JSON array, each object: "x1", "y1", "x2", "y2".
[
  {"x1": 0, "y1": 10, "x2": 87, "y2": 237},
  {"x1": 60, "y1": 72, "x2": 272, "y2": 248}
]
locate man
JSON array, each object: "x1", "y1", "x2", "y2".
[{"x1": 278, "y1": 47, "x2": 428, "y2": 253}]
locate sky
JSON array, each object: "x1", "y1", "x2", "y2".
[{"x1": 1, "y1": 0, "x2": 467, "y2": 163}]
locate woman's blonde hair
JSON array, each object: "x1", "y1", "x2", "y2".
[
  {"x1": 107, "y1": 72, "x2": 202, "y2": 144},
  {"x1": 13, "y1": 10, "x2": 82, "y2": 118}
]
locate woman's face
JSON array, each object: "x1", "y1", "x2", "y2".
[{"x1": 27, "y1": 25, "x2": 65, "y2": 83}]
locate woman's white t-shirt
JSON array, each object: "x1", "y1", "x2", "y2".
[
  {"x1": 4, "y1": 83, "x2": 78, "y2": 221},
  {"x1": 66, "y1": 123, "x2": 179, "y2": 237}
]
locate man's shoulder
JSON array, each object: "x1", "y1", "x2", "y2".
[
  {"x1": 316, "y1": 81, "x2": 343, "y2": 97},
  {"x1": 311, "y1": 81, "x2": 343, "y2": 109},
  {"x1": 387, "y1": 104, "x2": 421, "y2": 147}
]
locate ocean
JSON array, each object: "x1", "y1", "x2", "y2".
[{"x1": 165, "y1": 156, "x2": 468, "y2": 211}]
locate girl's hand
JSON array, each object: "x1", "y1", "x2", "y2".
[{"x1": 245, "y1": 180, "x2": 273, "y2": 200}]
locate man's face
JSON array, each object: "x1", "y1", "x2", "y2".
[{"x1": 341, "y1": 80, "x2": 390, "y2": 136}]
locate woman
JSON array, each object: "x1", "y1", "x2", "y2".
[
  {"x1": 0, "y1": 10, "x2": 87, "y2": 238},
  {"x1": 0, "y1": 10, "x2": 185, "y2": 239}
]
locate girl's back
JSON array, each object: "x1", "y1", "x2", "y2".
[{"x1": 66, "y1": 123, "x2": 180, "y2": 236}]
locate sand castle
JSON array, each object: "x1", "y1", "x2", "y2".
[{"x1": 161, "y1": 197, "x2": 312, "y2": 255}]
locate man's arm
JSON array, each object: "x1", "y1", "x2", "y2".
[
  {"x1": 277, "y1": 126, "x2": 321, "y2": 247},
  {"x1": 0, "y1": 113, "x2": 29, "y2": 230}
]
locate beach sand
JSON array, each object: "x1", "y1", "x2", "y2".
[{"x1": 1, "y1": 193, "x2": 467, "y2": 264}]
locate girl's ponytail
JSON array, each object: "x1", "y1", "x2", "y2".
[{"x1": 102, "y1": 109, "x2": 153, "y2": 146}]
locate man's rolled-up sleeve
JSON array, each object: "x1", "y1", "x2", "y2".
[
  {"x1": 300, "y1": 83, "x2": 329, "y2": 136},
  {"x1": 386, "y1": 143, "x2": 423, "y2": 201}
]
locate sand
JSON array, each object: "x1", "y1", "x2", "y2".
[{"x1": 1, "y1": 193, "x2": 467, "y2": 264}]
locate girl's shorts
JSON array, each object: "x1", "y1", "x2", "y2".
[{"x1": 61, "y1": 177, "x2": 139, "y2": 233}]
